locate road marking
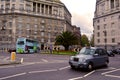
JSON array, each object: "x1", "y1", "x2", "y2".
[
  {"x1": 101, "y1": 68, "x2": 120, "y2": 75},
  {"x1": 68, "y1": 76, "x2": 83, "y2": 80},
  {"x1": 68, "y1": 70, "x2": 95, "y2": 80},
  {"x1": 96, "y1": 67, "x2": 116, "y2": 71},
  {"x1": 3, "y1": 57, "x2": 9, "y2": 61},
  {"x1": 83, "y1": 70, "x2": 95, "y2": 77},
  {"x1": 20, "y1": 58, "x2": 24, "y2": 63},
  {"x1": 105, "y1": 74, "x2": 120, "y2": 78},
  {"x1": 0, "y1": 72, "x2": 26, "y2": 80},
  {"x1": 0, "y1": 66, "x2": 14, "y2": 69},
  {"x1": 41, "y1": 59, "x2": 48, "y2": 62},
  {"x1": 59, "y1": 66, "x2": 70, "y2": 70},
  {"x1": 29, "y1": 69, "x2": 57, "y2": 74}
]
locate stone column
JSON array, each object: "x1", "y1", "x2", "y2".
[
  {"x1": 114, "y1": 0, "x2": 116, "y2": 8},
  {"x1": 48, "y1": 5, "x2": 49, "y2": 14},
  {"x1": 44, "y1": 4, "x2": 45, "y2": 14}
]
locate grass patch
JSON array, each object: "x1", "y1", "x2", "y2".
[{"x1": 52, "y1": 50, "x2": 77, "y2": 55}]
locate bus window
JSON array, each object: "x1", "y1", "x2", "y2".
[{"x1": 17, "y1": 41, "x2": 24, "y2": 45}]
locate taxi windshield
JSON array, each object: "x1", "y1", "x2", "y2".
[{"x1": 79, "y1": 47, "x2": 95, "y2": 55}]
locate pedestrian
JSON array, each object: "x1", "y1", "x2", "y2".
[{"x1": 49, "y1": 45, "x2": 52, "y2": 54}]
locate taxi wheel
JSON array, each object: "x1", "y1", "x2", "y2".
[
  {"x1": 87, "y1": 63, "x2": 93, "y2": 71},
  {"x1": 71, "y1": 65, "x2": 76, "y2": 69}
]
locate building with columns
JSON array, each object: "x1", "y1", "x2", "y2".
[
  {"x1": 93, "y1": 0, "x2": 120, "y2": 50},
  {"x1": 0, "y1": 0, "x2": 81, "y2": 51}
]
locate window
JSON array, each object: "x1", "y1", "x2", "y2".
[
  {"x1": 111, "y1": 0, "x2": 114, "y2": 9},
  {"x1": 111, "y1": 30, "x2": 115, "y2": 36},
  {"x1": 26, "y1": 23, "x2": 30, "y2": 29},
  {"x1": 18, "y1": 23, "x2": 22, "y2": 29},
  {"x1": 9, "y1": 22, "x2": 12, "y2": 27},
  {"x1": 104, "y1": 24, "x2": 107, "y2": 29},
  {"x1": 41, "y1": 32, "x2": 44, "y2": 36},
  {"x1": 18, "y1": 17, "x2": 22, "y2": 22},
  {"x1": 20, "y1": 0, "x2": 24, "y2": 3},
  {"x1": 19, "y1": 4, "x2": 24, "y2": 10},
  {"x1": 96, "y1": 49, "x2": 106, "y2": 56},
  {"x1": 97, "y1": 39, "x2": 100, "y2": 43},
  {"x1": 103, "y1": 31, "x2": 107, "y2": 36},
  {"x1": 97, "y1": 25, "x2": 100, "y2": 30},
  {"x1": 112, "y1": 38, "x2": 115, "y2": 43},
  {"x1": 12, "y1": 4, "x2": 15, "y2": 9},
  {"x1": 6, "y1": 4, "x2": 10, "y2": 9},
  {"x1": 1, "y1": 5, "x2": 4, "y2": 9},
  {"x1": 111, "y1": 23, "x2": 115, "y2": 28},
  {"x1": 97, "y1": 32, "x2": 100, "y2": 37},
  {"x1": 41, "y1": 38, "x2": 44, "y2": 42},
  {"x1": 103, "y1": 18, "x2": 106, "y2": 22},
  {"x1": 97, "y1": 19, "x2": 100, "y2": 23},
  {"x1": 116, "y1": 0, "x2": 119, "y2": 7},
  {"x1": 34, "y1": 24, "x2": 37, "y2": 31},
  {"x1": 104, "y1": 38, "x2": 107, "y2": 43}
]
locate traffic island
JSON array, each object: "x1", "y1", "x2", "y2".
[{"x1": 0, "y1": 60, "x2": 21, "y2": 66}]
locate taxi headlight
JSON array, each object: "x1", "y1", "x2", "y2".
[
  {"x1": 70, "y1": 56, "x2": 74, "y2": 60},
  {"x1": 79, "y1": 58, "x2": 86, "y2": 63}
]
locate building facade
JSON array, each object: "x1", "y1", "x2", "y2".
[
  {"x1": 0, "y1": 0, "x2": 80, "y2": 51},
  {"x1": 93, "y1": 0, "x2": 120, "y2": 50}
]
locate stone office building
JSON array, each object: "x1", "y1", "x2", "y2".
[
  {"x1": 0, "y1": 0, "x2": 81, "y2": 51},
  {"x1": 93, "y1": 0, "x2": 120, "y2": 50}
]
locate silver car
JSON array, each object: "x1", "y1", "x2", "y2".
[{"x1": 69, "y1": 47, "x2": 109, "y2": 71}]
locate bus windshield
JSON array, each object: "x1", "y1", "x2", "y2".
[{"x1": 17, "y1": 41, "x2": 24, "y2": 45}]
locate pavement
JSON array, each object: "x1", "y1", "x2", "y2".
[
  {"x1": 0, "y1": 52, "x2": 21, "y2": 66},
  {"x1": 0, "y1": 60, "x2": 21, "y2": 66}
]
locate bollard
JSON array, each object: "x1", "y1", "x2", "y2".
[{"x1": 11, "y1": 52, "x2": 16, "y2": 61}]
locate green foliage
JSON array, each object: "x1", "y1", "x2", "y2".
[
  {"x1": 53, "y1": 50, "x2": 77, "y2": 55},
  {"x1": 81, "y1": 34, "x2": 90, "y2": 47},
  {"x1": 55, "y1": 31, "x2": 80, "y2": 50}
]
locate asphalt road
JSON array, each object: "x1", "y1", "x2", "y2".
[{"x1": 0, "y1": 52, "x2": 120, "y2": 80}]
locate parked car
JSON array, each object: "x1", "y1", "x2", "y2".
[
  {"x1": 112, "y1": 48, "x2": 120, "y2": 54},
  {"x1": 116, "y1": 48, "x2": 120, "y2": 54},
  {"x1": 107, "y1": 50, "x2": 115, "y2": 57},
  {"x1": 69, "y1": 47, "x2": 109, "y2": 71}
]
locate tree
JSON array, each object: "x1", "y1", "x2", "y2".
[
  {"x1": 81, "y1": 34, "x2": 90, "y2": 47},
  {"x1": 55, "y1": 31, "x2": 80, "y2": 51}
]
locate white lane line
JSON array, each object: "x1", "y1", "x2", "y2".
[
  {"x1": 96, "y1": 67, "x2": 116, "y2": 71},
  {"x1": 83, "y1": 70, "x2": 95, "y2": 77},
  {"x1": 29, "y1": 69, "x2": 57, "y2": 74},
  {"x1": 101, "y1": 68, "x2": 120, "y2": 75},
  {"x1": 0, "y1": 72, "x2": 26, "y2": 80},
  {"x1": 59, "y1": 66, "x2": 70, "y2": 70},
  {"x1": 3, "y1": 57, "x2": 9, "y2": 60},
  {"x1": 0, "y1": 66, "x2": 14, "y2": 69},
  {"x1": 68, "y1": 76, "x2": 83, "y2": 80},
  {"x1": 68, "y1": 70, "x2": 95, "y2": 80},
  {"x1": 105, "y1": 74, "x2": 120, "y2": 78},
  {"x1": 41, "y1": 59, "x2": 48, "y2": 62}
]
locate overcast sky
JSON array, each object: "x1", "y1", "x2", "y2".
[{"x1": 60, "y1": 0, "x2": 96, "y2": 39}]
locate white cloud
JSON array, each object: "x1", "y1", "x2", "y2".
[{"x1": 60, "y1": 0, "x2": 96, "y2": 39}]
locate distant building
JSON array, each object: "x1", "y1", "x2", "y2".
[
  {"x1": 0, "y1": 0, "x2": 81, "y2": 51},
  {"x1": 93, "y1": 0, "x2": 120, "y2": 50}
]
